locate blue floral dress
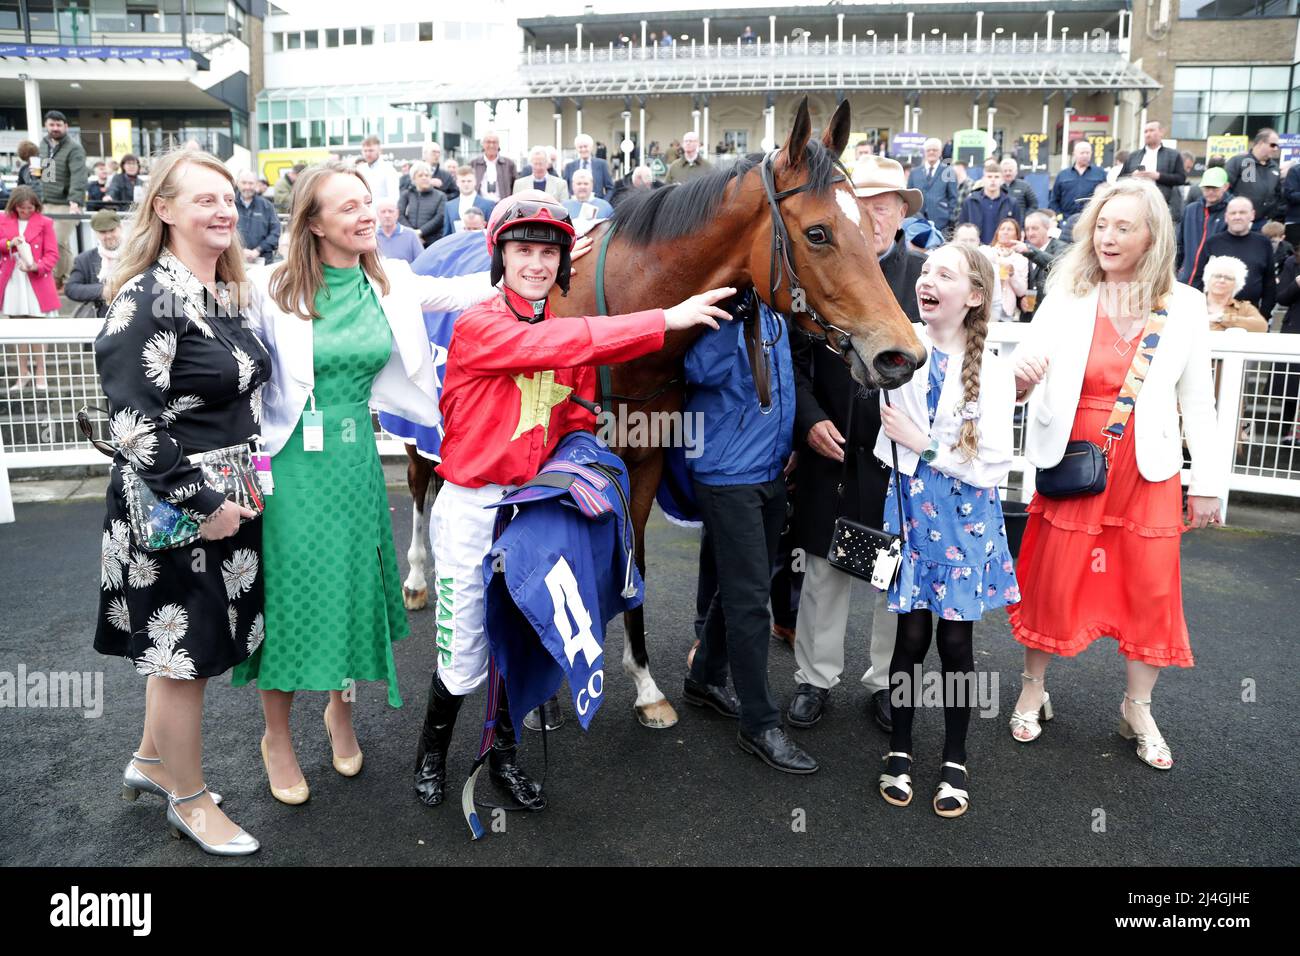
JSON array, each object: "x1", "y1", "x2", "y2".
[{"x1": 882, "y1": 349, "x2": 1020, "y2": 621}]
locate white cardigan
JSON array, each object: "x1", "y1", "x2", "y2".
[
  {"x1": 873, "y1": 323, "x2": 1017, "y2": 489},
  {"x1": 246, "y1": 259, "x2": 495, "y2": 456},
  {"x1": 1017, "y1": 281, "x2": 1225, "y2": 500}
]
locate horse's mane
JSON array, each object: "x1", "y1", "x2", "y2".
[{"x1": 611, "y1": 139, "x2": 841, "y2": 246}]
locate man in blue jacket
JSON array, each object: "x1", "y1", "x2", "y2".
[
  {"x1": 684, "y1": 296, "x2": 817, "y2": 774},
  {"x1": 906, "y1": 138, "x2": 958, "y2": 234},
  {"x1": 235, "y1": 169, "x2": 280, "y2": 264},
  {"x1": 1049, "y1": 139, "x2": 1108, "y2": 218},
  {"x1": 1177, "y1": 166, "x2": 1233, "y2": 286},
  {"x1": 957, "y1": 159, "x2": 1022, "y2": 244}
]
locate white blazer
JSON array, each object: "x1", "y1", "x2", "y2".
[
  {"x1": 1017, "y1": 281, "x2": 1225, "y2": 500},
  {"x1": 873, "y1": 323, "x2": 1017, "y2": 489},
  {"x1": 246, "y1": 259, "x2": 496, "y2": 457}
]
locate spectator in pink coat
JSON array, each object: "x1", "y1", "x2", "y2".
[{"x1": 2, "y1": 185, "x2": 61, "y2": 392}]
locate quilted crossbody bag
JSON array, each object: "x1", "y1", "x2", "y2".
[{"x1": 827, "y1": 392, "x2": 906, "y2": 590}]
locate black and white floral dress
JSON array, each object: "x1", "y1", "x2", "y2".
[{"x1": 92, "y1": 251, "x2": 272, "y2": 679}]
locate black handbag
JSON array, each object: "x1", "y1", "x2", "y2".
[
  {"x1": 1034, "y1": 439, "x2": 1109, "y2": 499},
  {"x1": 827, "y1": 393, "x2": 906, "y2": 590}
]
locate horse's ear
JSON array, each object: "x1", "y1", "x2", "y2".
[
  {"x1": 823, "y1": 100, "x2": 852, "y2": 158},
  {"x1": 781, "y1": 97, "x2": 812, "y2": 170}
]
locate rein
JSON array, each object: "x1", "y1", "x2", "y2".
[{"x1": 758, "y1": 149, "x2": 855, "y2": 357}]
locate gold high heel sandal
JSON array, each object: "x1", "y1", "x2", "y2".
[
  {"x1": 1008, "y1": 672, "x2": 1054, "y2": 743},
  {"x1": 1118, "y1": 695, "x2": 1173, "y2": 770},
  {"x1": 323, "y1": 706, "x2": 363, "y2": 777},
  {"x1": 260, "y1": 736, "x2": 310, "y2": 804}
]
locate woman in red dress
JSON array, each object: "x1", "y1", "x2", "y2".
[{"x1": 1006, "y1": 178, "x2": 1225, "y2": 770}]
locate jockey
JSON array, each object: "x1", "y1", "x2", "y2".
[{"x1": 414, "y1": 190, "x2": 735, "y2": 810}]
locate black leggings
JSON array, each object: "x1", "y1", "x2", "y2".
[{"x1": 888, "y1": 609, "x2": 975, "y2": 765}]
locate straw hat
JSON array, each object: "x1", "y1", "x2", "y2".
[{"x1": 851, "y1": 155, "x2": 924, "y2": 217}]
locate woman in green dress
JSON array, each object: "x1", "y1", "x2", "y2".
[{"x1": 235, "y1": 161, "x2": 498, "y2": 803}]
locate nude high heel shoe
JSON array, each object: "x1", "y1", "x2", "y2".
[
  {"x1": 260, "y1": 736, "x2": 310, "y2": 804},
  {"x1": 324, "y1": 707, "x2": 363, "y2": 777}
]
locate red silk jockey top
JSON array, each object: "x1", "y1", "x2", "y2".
[{"x1": 436, "y1": 285, "x2": 666, "y2": 488}]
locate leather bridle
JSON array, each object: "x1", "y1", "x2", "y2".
[{"x1": 758, "y1": 149, "x2": 856, "y2": 357}]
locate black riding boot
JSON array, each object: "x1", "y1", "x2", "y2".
[
  {"x1": 488, "y1": 691, "x2": 547, "y2": 811},
  {"x1": 414, "y1": 670, "x2": 463, "y2": 807}
]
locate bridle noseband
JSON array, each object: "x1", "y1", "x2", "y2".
[{"x1": 759, "y1": 150, "x2": 856, "y2": 357}]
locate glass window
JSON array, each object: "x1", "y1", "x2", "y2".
[
  {"x1": 384, "y1": 24, "x2": 397, "y2": 43},
  {"x1": 26, "y1": 0, "x2": 55, "y2": 32},
  {"x1": 1252, "y1": 67, "x2": 1291, "y2": 89},
  {"x1": 328, "y1": 119, "x2": 345, "y2": 147},
  {"x1": 1176, "y1": 67, "x2": 1213, "y2": 91},
  {"x1": 361, "y1": 27, "x2": 374, "y2": 44},
  {"x1": 1210, "y1": 91, "x2": 1249, "y2": 113},
  {"x1": 310, "y1": 121, "x2": 326, "y2": 146},
  {"x1": 272, "y1": 31, "x2": 284, "y2": 52},
  {"x1": 1251, "y1": 91, "x2": 1288, "y2": 112},
  {"x1": 1180, "y1": 0, "x2": 1297, "y2": 17},
  {"x1": 291, "y1": 121, "x2": 308, "y2": 150},
  {"x1": 258, "y1": 123, "x2": 269, "y2": 151},
  {"x1": 467, "y1": 23, "x2": 483, "y2": 42},
  {"x1": 327, "y1": 96, "x2": 345, "y2": 116},
  {"x1": 286, "y1": 32, "x2": 300, "y2": 49},
  {"x1": 272, "y1": 123, "x2": 287, "y2": 148},
  {"x1": 1172, "y1": 114, "x2": 1206, "y2": 140},
  {"x1": 445, "y1": 22, "x2": 460, "y2": 41},
  {"x1": 400, "y1": 22, "x2": 415, "y2": 42},
  {"x1": 0, "y1": 0, "x2": 19, "y2": 30},
  {"x1": 92, "y1": 0, "x2": 129, "y2": 33},
  {"x1": 304, "y1": 29, "x2": 318, "y2": 49},
  {"x1": 1212, "y1": 67, "x2": 1252, "y2": 90},
  {"x1": 325, "y1": 28, "x2": 338, "y2": 47},
  {"x1": 420, "y1": 21, "x2": 434, "y2": 42},
  {"x1": 348, "y1": 118, "x2": 366, "y2": 145},
  {"x1": 269, "y1": 99, "x2": 288, "y2": 120},
  {"x1": 290, "y1": 99, "x2": 307, "y2": 120},
  {"x1": 343, "y1": 27, "x2": 357, "y2": 44}
]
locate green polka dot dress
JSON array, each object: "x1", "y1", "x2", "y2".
[{"x1": 231, "y1": 264, "x2": 407, "y2": 706}]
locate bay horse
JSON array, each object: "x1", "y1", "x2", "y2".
[{"x1": 401, "y1": 98, "x2": 924, "y2": 728}]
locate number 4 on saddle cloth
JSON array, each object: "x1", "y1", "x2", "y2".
[{"x1": 481, "y1": 430, "x2": 642, "y2": 734}]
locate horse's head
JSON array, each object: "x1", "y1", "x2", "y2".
[{"x1": 754, "y1": 98, "x2": 925, "y2": 390}]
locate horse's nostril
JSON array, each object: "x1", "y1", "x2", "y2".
[{"x1": 874, "y1": 351, "x2": 915, "y2": 381}]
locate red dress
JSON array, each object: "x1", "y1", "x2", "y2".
[{"x1": 1008, "y1": 306, "x2": 1193, "y2": 667}]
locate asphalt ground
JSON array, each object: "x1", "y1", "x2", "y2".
[{"x1": 0, "y1": 494, "x2": 1296, "y2": 867}]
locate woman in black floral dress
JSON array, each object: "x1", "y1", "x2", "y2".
[{"x1": 93, "y1": 149, "x2": 269, "y2": 856}]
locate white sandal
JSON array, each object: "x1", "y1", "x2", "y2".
[
  {"x1": 932, "y1": 762, "x2": 970, "y2": 818},
  {"x1": 1118, "y1": 695, "x2": 1173, "y2": 770},
  {"x1": 878, "y1": 752, "x2": 913, "y2": 807},
  {"x1": 1009, "y1": 671, "x2": 1054, "y2": 743}
]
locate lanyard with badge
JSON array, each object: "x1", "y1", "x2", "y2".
[{"x1": 302, "y1": 390, "x2": 324, "y2": 452}]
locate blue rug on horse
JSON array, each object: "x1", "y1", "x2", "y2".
[{"x1": 376, "y1": 230, "x2": 490, "y2": 461}]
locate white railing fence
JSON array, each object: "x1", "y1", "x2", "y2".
[{"x1": 3, "y1": 319, "x2": 1300, "y2": 523}]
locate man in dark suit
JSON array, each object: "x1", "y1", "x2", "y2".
[
  {"x1": 1119, "y1": 120, "x2": 1186, "y2": 208},
  {"x1": 906, "y1": 137, "x2": 958, "y2": 234},
  {"x1": 444, "y1": 167, "x2": 497, "y2": 236},
  {"x1": 562, "y1": 133, "x2": 614, "y2": 201},
  {"x1": 787, "y1": 155, "x2": 925, "y2": 734},
  {"x1": 470, "y1": 131, "x2": 517, "y2": 204}
]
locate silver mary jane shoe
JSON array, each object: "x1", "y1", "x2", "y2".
[
  {"x1": 166, "y1": 786, "x2": 259, "y2": 857},
  {"x1": 122, "y1": 753, "x2": 222, "y2": 806}
]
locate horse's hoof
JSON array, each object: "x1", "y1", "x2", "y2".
[
  {"x1": 403, "y1": 588, "x2": 428, "y2": 611},
  {"x1": 635, "y1": 699, "x2": 679, "y2": 729}
]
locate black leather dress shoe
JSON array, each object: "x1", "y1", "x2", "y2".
[
  {"x1": 870, "y1": 689, "x2": 893, "y2": 734},
  {"x1": 683, "y1": 678, "x2": 741, "y2": 718},
  {"x1": 737, "y1": 726, "x2": 819, "y2": 774},
  {"x1": 787, "y1": 683, "x2": 830, "y2": 728}
]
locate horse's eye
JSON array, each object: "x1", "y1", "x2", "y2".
[{"x1": 805, "y1": 226, "x2": 830, "y2": 245}]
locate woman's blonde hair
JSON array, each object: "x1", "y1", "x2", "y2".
[
  {"x1": 269, "y1": 161, "x2": 390, "y2": 320},
  {"x1": 933, "y1": 243, "x2": 995, "y2": 461},
  {"x1": 106, "y1": 149, "x2": 249, "y2": 305},
  {"x1": 1046, "y1": 177, "x2": 1176, "y2": 314}
]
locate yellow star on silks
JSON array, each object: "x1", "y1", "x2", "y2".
[{"x1": 511, "y1": 371, "x2": 573, "y2": 443}]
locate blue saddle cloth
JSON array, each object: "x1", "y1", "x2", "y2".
[{"x1": 482, "y1": 432, "x2": 643, "y2": 731}]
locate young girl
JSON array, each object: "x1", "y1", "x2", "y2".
[{"x1": 873, "y1": 242, "x2": 1018, "y2": 818}]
